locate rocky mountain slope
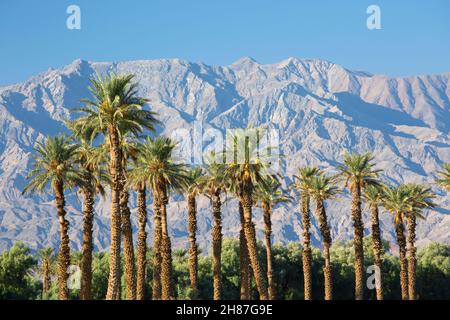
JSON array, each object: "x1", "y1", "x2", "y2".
[{"x1": 0, "y1": 57, "x2": 449, "y2": 253}]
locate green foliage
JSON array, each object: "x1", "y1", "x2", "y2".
[
  {"x1": 3, "y1": 239, "x2": 449, "y2": 300},
  {"x1": 416, "y1": 243, "x2": 450, "y2": 299},
  {"x1": 0, "y1": 243, "x2": 40, "y2": 299}
]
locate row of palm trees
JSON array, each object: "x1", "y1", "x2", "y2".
[{"x1": 23, "y1": 72, "x2": 450, "y2": 300}]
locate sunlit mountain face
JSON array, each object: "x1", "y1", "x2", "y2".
[{"x1": 0, "y1": 57, "x2": 449, "y2": 252}]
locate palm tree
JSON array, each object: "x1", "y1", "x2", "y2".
[
  {"x1": 67, "y1": 121, "x2": 107, "y2": 300},
  {"x1": 255, "y1": 177, "x2": 291, "y2": 300},
  {"x1": 128, "y1": 136, "x2": 188, "y2": 300},
  {"x1": 239, "y1": 199, "x2": 251, "y2": 299},
  {"x1": 224, "y1": 129, "x2": 271, "y2": 300},
  {"x1": 227, "y1": 173, "x2": 251, "y2": 300},
  {"x1": 308, "y1": 173, "x2": 339, "y2": 300},
  {"x1": 127, "y1": 142, "x2": 150, "y2": 300},
  {"x1": 185, "y1": 167, "x2": 203, "y2": 299},
  {"x1": 293, "y1": 166, "x2": 321, "y2": 300},
  {"x1": 380, "y1": 184, "x2": 410, "y2": 300},
  {"x1": 403, "y1": 184, "x2": 436, "y2": 300},
  {"x1": 437, "y1": 163, "x2": 450, "y2": 192},
  {"x1": 37, "y1": 247, "x2": 55, "y2": 299},
  {"x1": 23, "y1": 135, "x2": 81, "y2": 299},
  {"x1": 199, "y1": 162, "x2": 226, "y2": 300},
  {"x1": 363, "y1": 184, "x2": 384, "y2": 300},
  {"x1": 338, "y1": 152, "x2": 380, "y2": 300},
  {"x1": 73, "y1": 72, "x2": 159, "y2": 299},
  {"x1": 119, "y1": 136, "x2": 140, "y2": 300}
]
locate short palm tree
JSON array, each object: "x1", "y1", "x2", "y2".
[
  {"x1": 37, "y1": 247, "x2": 56, "y2": 299},
  {"x1": 73, "y1": 72, "x2": 159, "y2": 299},
  {"x1": 380, "y1": 184, "x2": 411, "y2": 300},
  {"x1": 199, "y1": 162, "x2": 227, "y2": 300},
  {"x1": 403, "y1": 184, "x2": 436, "y2": 300},
  {"x1": 437, "y1": 163, "x2": 450, "y2": 192},
  {"x1": 23, "y1": 135, "x2": 81, "y2": 299},
  {"x1": 308, "y1": 172, "x2": 339, "y2": 300},
  {"x1": 128, "y1": 136, "x2": 189, "y2": 300},
  {"x1": 293, "y1": 166, "x2": 321, "y2": 300},
  {"x1": 224, "y1": 129, "x2": 271, "y2": 300},
  {"x1": 255, "y1": 176, "x2": 291, "y2": 300},
  {"x1": 185, "y1": 167, "x2": 203, "y2": 299},
  {"x1": 363, "y1": 184, "x2": 385, "y2": 300},
  {"x1": 338, "y1": 152, "x2": 380, "y2": 300}
]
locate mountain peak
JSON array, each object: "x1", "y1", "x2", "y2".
[{"x1": 230, "y1": 56, "x2": 258, "y2": 66}]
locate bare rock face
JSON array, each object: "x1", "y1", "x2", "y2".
[{"x1": 0, "y1": 57, "x2": 449, "y2": 252}]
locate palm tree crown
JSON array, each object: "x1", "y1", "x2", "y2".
[
  {"x1": 437, "y1": 163, "x2": 450, "y2": 191},
  {"x1": 308, "y1": 173, "x2": 340, "y2": 201},
  {"x1": 73, "y1": 73, "x2": 159, "y2": 140},
  {"x1": 128, "y1": 136, "x2": 189, "y2": 191},
  {"x1": 23, "y1": 135, "x2": 81, "y2": 195},
  {"x1": 338, "y1": 152, "x2": 381, "y2": 189}
]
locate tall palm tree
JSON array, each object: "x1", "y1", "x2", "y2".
[
  {"x1": 73, "y1": 72, "x2": 159, "y2": 299},
  {"x1": 403, "y1": 184, "x2": 436, "y2": 300},
  {"x1": 37, "y1": 247, "x2": 55, "y2": 299},
  {"x1": 239, "y1": 199, "x2": 251, "y2": 299},
  {"x1": 67, "y1": 121, "x2": 107, "y2": 300},
  {"x1": 199, "y1": 162, "x2": 226, "y2": 300},
  {"x1": 227, "y1": 173, "x2": 251, "y2": 299},
  {"x1": 128, "y1": 136, "x2": 188, "y2": 300},
  {"x1": 293, "y1": 166, "x2": 321, "y2": 300},
  {"x1": 380, "y1": 184, "x2": 411, "y2": 300},
  {"x1": 185, "y1": 167, "x2": 203, "y2": 299},
  {"x1": 308, "y1": 173, "x2": 339, "y2": 300},
  {"x1": 255, "y1": 177, "x2": 291, "y2": 300},
  {"x1": 338, "y1": 152, "x2": 380, "y2": 300},
  {"x1": 118, "y1": 136, "x2": 140, "y2": 300},
  {"x1": 224, "y1": 129, "x2": 271, "y2": 300},
  {"x1": 23, "y1": 135, "x2": 81, "y2": 300},
  {"x1": 437, "y1": 163, "x2": 450, "y2": 192},
  {"x1": 363, "y1": 184, "x2": 384, "y2": 300},
  {"x1": 127, "y1": 142, "x2": 150, "y2": 300}
]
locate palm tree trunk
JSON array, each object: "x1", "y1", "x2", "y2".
[
  {"x1": 42, "y1": 261, "x2": 50, "y2": 298},
  {"x1": 351, "y1": 184, "x2": 364, "y2": 300},
  {"x1": 80, "y1": 177, "x2": 94, "y2": 300},
  {"x1": 136, "y1": 185, "x2": 148, "y2": 300},
  {"x1": 106, "y1": 126, "x2": 122, "y2": 300},
  {"x1": 300, "y1": 193, "x2": 313, "y2": 300},
  {"x1": 370, "y1": 204, "x2": 383, "y2": 300},
  {"x1": 212, "y1": 190, "x2": 223, "y2": 300},
  {"x1": 395, "y1": 220, "x2": 408, "y2": 300},
  {"x1": 262, "y1": 201, "x2": 275, "y2": 300},
  {"x1": 315, "y1": 199, "x2": 333, "y2": 300},
  {"x1": 152, "y1": 191, "x2": 162, "y2": 300},
  {"x1": 407, "y1": 214, "x2": 417, "y2": 300},
  {"x1": 159, "y1": 184, "x2": 173, "y2": 300},
  {"x1": 242, "y1": 178, "x2": 268, "y2": 300},
  {"x1": 54, "y1": 180, "x2": 70, "y2": 300},
  {"x1": 187, "y1": 193, "x2": 199, "y2": 298},
  {"x1": 239, "y1": 201, "x2": 251, "y2": 300},
  {"x1": 120, "y1": 183, "x2": 137, "y2": 300}
]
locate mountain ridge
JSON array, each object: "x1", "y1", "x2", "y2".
[{"x1": 0, "y1": 57, "x2": 449, "y2": 253}]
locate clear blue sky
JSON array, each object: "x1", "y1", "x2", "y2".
[{"x1": 0, "y1": 0, "x2": 449, "y2": 85}]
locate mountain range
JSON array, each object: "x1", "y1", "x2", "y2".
[{"x1": 0, "y1": 57, "x2": 449, "y2": 253}]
